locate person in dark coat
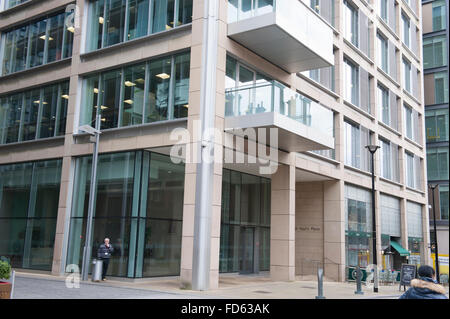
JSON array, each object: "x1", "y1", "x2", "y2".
[
  {"x1": 97, "y1": 238, "x2": 114, "y2": 281},
  {"x1": 399, "y1": 265, "x2": 448, "y2": 299}
]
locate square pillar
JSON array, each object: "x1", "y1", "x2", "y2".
[
  {"x1": 323, "y1": 180, "x2": 346, "y2": 282},
  {"x1": 270, "y1": 159, "x2": 296, "y2": 281}
]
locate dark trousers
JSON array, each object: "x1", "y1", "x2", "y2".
[{"x1": 102, "y1": 258, "x2": 110, "y2": 279}]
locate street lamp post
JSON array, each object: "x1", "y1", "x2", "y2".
[
  {"x1": 366, "y1": 145, "x2": 380, "y2": 293},
  {"x1": 429, "y1": 184, "x2": 440, "y2": 283},
  {"x1": 79, "y1": 113, "x2": 102, "y2": 281}
]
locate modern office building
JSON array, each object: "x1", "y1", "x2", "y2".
[
  {"x1": 0, "y1": 0, "x2": 431, "y2": 290},
  {"x1": 422, "y1": 0, "x2": 449, "y2": 269}
]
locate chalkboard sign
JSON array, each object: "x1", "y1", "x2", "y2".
[{"x1": 399, "y1": 264, "x2": 417, "y2": 291}]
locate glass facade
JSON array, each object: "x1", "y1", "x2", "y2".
[
  {"x1": 377, "y1": 32, "x2": 388, "y2": 73},
  {"x1": 345, "y1": 184, "x2": 372, "y2": 268},
  {"x1": 80, "y1": 52, "x2": 190, "y2": 130},
  {"x1": 344, "y1": 58, "x2": 359, "y2": 106},
  {"x1": 407, "y1": 201, "x2": 423, "y2": 265},
  {"x1": 0, "y1": 159, "x2": 62, "y2": 270},
  {"x1": 402, "y1": 58, "x2": 411, "y2": 93},
  {"x1": 220, "y1": 169, "x2": 270, "y2": 273},
  {"x1": 433, "y1": 72, "x2": 449, "y2": 104},
  {"x1": 402, "y1": 13, "x2": 410, "y2": 48},
  {"x1": 425, "y1": 108, "x2": 449, "y2": 142},
  {"x1": 427, "y1": 147, "x2": 449, "y2": 181},
  {"x1": 432, "y1": 0, "x2": 447, "y2": 31},
  {"x1": 86, "y1": 0, "x2": 193, "y2": 51},
  {"x1": 439, "y1": 185, "x2": 449, "y2": 220},
  {"x1": 66, "y1": 151, "x2": 185, "y2": 278},
  {"x1": 423, "y1": 35, "x2": 447, "y2": 70},
  {"x1": 0, "y1": 81, "x2": 69, "y2": 144},
  {"x1": 227, "y1": 0, "x2": 274, "y2": 23},
  {"x1": 0, "y1": 11, "x2": 73, "y2": 76}
]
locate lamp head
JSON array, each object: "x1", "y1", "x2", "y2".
[{"x1": 365, "y1": 145, "x2": 380, "y2": 154}]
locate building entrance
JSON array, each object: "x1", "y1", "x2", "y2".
[{"x1": 239, "y1": 226, "x2": 259, "y2": 274}]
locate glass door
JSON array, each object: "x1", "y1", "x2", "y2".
[{"x1": 239, "y1": 226, "x2": 255, "y2": 274}]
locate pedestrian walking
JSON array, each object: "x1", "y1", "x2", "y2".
[
  {"x1": 399, "y1": 265, "x2": 448, "y2": 299},
  {"x1": 97, "y1": 238, "x2": 114, "y2": 281}
]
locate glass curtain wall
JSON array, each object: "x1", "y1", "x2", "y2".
[
  {"x1": 80, "y1": 52, "x2": 190, "y2": 130},
  {"x1": 380, "y1": 194, "x2": 402, "y2": 270},
  {"x1": 345, "y1": 184, "x2": 372, "y2": 269},
  {"x1": 426, "y1": 109, "x2": 449, "y2": 142},
  {"x1": 220, "y1": 169, "x2": 270, "y2": 273},
  {"x1": 0, "y1": 159, "x2": 62, "y2": 270},
  {"x1": 86, "y1": 0, "x2": 192, "y2": 51},
  {"x1": 1, "y1": 11, "x2": 73, "y2": 76},
  {"x1": 423, "y1": 35, "x2": 447, "y2": 70},
  {"x1": 0, "y1": 81, "x2": 69, "y2": 144},
  {"x1": 66, "y1": 151, "x2": 185, "y2": 278},
  {"x1": 406, "y1": 201, "x2": 423, "y2": 265},
  {"x1": 427, "y1": 147, "x2": 449, "y2": 181}
]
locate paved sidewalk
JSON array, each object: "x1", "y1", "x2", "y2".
[{"x1": 11, "y1": 271, "x2": 449, "y2": 299}]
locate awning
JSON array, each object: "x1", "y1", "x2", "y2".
[{"x1": 391, "y1": 241, "x2": 410, "y2": 256}]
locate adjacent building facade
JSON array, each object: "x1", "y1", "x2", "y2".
[
  {"x1": 422, "y1": 0, "x2": 449, "y2": 272},
  {"x1": 0, "y1": 0, "x2": 431, "y2": 290}
]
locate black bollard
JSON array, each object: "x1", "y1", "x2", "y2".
[
  {"x1": 315, "y1": 268, "x2": 326, "y2": 299},
  {"x1": 354, "y1": 265, "x2": 364, "y2": 295}
]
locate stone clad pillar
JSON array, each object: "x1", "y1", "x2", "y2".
[{"x1": 270, "y1": 159, "x2": 296, "y2": 281}]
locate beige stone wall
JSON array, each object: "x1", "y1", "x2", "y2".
[{"x1": 295, "y1": 182, "x2": 324, "y2": 277}]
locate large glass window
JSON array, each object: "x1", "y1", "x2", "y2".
[
  {"x1": 80, "y1": 52, "x2": 190, "y2": 130},
  {"x1": 3, "y1": 0, "x2": 28, "y2": 10},
  {"x1": 404, "y1": 104, "x2": 413, "y2": 140},
  {"x1": 426, "y1": 109, "x2": 449, "y2": 142},
  {"x1": 401, "y1": 13, "x2": 410, "y2": 48},
  {"x1": 405, "y1": 151, "x2": 421, "y2": 190},
  {"x1": 379, "y1": 137, "x2": 399, "y2": 182},
  {"x1": 0, "y1": 159, "x2": 62, "y2": 270},
  {"x1": 402, "y1": 58, "x2": 411, "y2": 93},
  {"x1": 423, "y1": 35, "x2": 447, "y2": 70},
  {"x1": 344, "y1": 0, "x2": 358, "y2": 47},
  {"x1": 439, "y1": 185, "x2": 449, "y2": 220},
  {"x1": 87, "y1": 0, "x2": 192, "y2": 51},
  {"x1": 344, "y1": 58, "x2": 359, "y2": 106},
  {"x1": 427, "y1": 147, "x2": 449, "y2": 181},
  {"x1": 434, "y1": 72, "x2": 449, "y2": 104},
  {"x1": 220, "y1": 169, "x2": 270, "y2": 273},
  {"x1": 377, "y1": 84, "x2": 389, "y2": 125},
  {"x1": 0, "y1": 11, "x2": 74, "y2": 76},
  {"x1": 344, "y1": 120, "x2": 371, "y2": 172},
  {"x1": 377, "y1": 32, "x2": 388, "y2": 73},
  {"x1": 432, "y1": 0, "x2": 447, "y2": 31},
  {"x1": 0, "y1": 81, "x2": 69, "y2": 144},
  {"x1": 66, "y1": 151, "x2": 185, "y2": 278},
  {"x1": 345, "y1": 184, "x2": 372, "y2": 268}
]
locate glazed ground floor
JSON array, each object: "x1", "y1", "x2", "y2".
[{"x1": 0, "y1": 147, "x2": 431, "y2": 288}]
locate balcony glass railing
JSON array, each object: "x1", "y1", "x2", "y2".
[
  {"x1": 225, "y1": 81, "x2": 334, "y2": 138},
  {"x1": 228, "y1": 0, "x2": 275, "y2": 23}
]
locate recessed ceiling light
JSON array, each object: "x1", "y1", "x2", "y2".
[
  {"x1": 67, "y1": 26, "x2": 75, "y2": 33},
  {"x1": 124, "y1": 81, "x2": 136, "y2": 87},
  {"x1": 93, "y1": 88, "x2": 99, "y2": 93},
  {"x1": 124, "y1": 99, "x2": 134, "y2": 105},
  {"x1": 61, "y1": 94, "x2": 69, "y2": 99},
  {"x1": 99, "y1": 17, "x2": 104, "y2": 24},
  {"x1": 184, "y1": 104, "x2": 189, "y2": 108},
  {"x1": 39, "y1": 35, "x2": 53, "y2": 41},
  {"x1": 101, "y1": 118, "x2": 106, "y2": 122},
  {"x1": 156, "y1": 73, "x2": 170, "y2": 79},
  {"x1": 135, "y1": 78, "x2": 145, "y2": 84}
]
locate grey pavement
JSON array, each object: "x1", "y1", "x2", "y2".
[{"x1": 10, "y1": 272, "x2": 449, "y2": 299}]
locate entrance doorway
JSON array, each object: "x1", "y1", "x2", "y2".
[{"x1": 239, "y1": 226, "x2": 259, "y2": 274}]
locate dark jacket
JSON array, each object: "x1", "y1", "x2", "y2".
[
  {"x1": 399, "y1": 277, "x2": 448, "y2": 299},
  {"x1": 97, "y1": 244, "x2": 114, "y2": 259}
]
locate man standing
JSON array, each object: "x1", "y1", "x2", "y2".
[
  {"x1": 97, "y1": 238, "x2": 114, "y2": 281},
  {"x1": 399, "y1": 265, "x2": 448, "y2": 299}
]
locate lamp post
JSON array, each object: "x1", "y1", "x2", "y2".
[
  {"x1": 79, "y1": 113, "x2": 101, "y2": 281},
  {"x1": 366, "y1": 144, "x2": 380, "y2": 293},
  {"x1": 429, "y1": 184, "x2": 440, "y2": 283}
]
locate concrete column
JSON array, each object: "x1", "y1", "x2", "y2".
[
  {"x1": 323, "y1": 180, "x2": 346, "y2": 282},
  {"x1": 270, "y1": 157, "x2": 296, "y2": 281}
]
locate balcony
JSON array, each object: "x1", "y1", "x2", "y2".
[
  {"x1": 224, "y1": 81, "x2": 334, "y2": 152},
  {"x1": 227, "y1": 0, "x2": 334, "y2": 73}
]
